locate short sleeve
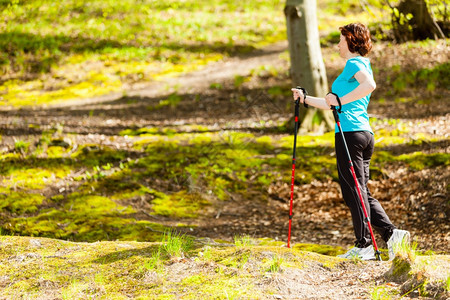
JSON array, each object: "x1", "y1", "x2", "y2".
[{"x1": 340, "y1": 59, "x2": 366, "y2": 81}]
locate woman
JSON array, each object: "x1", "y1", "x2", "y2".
[{"x1": 292, "y1": 23, "x2": 409, "y2": 261}]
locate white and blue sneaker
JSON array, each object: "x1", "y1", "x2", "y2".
[
  {"x1": 337, "y1": 245, "x2": 376, "y2": 260},
  {"x1": 387, "y1": 229, "x2": 411, "y2": 261}
]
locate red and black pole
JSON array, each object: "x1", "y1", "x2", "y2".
[
  {"x1": 287, "y1": 87, "x2": 307, "y2": 248},
  {"x1": 329, "y1": 92, "x2": 381, "y2": 261}
]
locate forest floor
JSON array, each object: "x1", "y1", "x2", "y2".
[
  {"x1": 0, "y1": 40, "x2": 449, "y2": 299},
  {"x1": 1, "y1": 40, "x2": 448, "y2": 250}
]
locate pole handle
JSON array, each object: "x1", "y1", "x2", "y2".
[
  {"x1": 294, "y1": 99, "x2": 300, "y2": 118},
  {"x1": 327, "y1": 92, "x2": 342, "y2": 123},
  {"x1": 295, "y1": 86, "x2": 308, "y2": 108},
  {"x1": 327, "y1": 92, "x2": 342, "y2": 111}
]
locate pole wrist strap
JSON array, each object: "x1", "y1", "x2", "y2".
[{"x1": 296, "y1": 86, "x2": 308, "y2": 108}]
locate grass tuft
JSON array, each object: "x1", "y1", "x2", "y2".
[
  {"x1": 234, "y1": 234, "x2": 253, "y2": 248},
  {"x1": 266, "y1": 254, "x2": 283, "y2": 273},
  {"x1": 162, "y1": 229, "x2": 194, "y2": 258}
]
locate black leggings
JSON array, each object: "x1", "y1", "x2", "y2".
[{"x1": 335, "y1": 131, "x2": 396, "y2": 248}]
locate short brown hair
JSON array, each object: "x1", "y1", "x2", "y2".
[{"x1": 339, "y1": 23, "x2": 372, "y2": 56}]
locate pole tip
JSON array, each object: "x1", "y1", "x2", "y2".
[{"x1": 375, "y1": 251, "x2": 382, "y2": 261}]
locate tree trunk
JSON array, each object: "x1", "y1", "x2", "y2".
[
  {"x1": 284, "y1": 0, "x2": 334, "y2": 133},
  {"x1": 391, "y1": 0, "x2": 445, "y2": 41}
]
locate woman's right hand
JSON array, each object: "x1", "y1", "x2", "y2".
[{"x1": 291, "y1": 88, "x2": 304, "y2": 103}]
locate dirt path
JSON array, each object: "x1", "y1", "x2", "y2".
[{"x1": 9, "y1": 41, "x2": 288, "y2": 111}]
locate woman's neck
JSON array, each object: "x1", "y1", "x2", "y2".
[{"x1": 345, "y1": 52, "x2": 360, "y2": 60}]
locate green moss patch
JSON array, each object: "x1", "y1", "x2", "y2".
[
  {"x1": 0, "y1": 189, "x2": 45, "y2": 214},
  {"x1": 373, "y1": 151, "x2": 449, "y2": 171},
  {"x1": 131, "y1": 130, "x2": 337, "y2": 202},
  {"x1": 396, "y1": 152, "x2": 450, "y2": 170},
  {"x1": 1, "y1": 166, "x2": 70, "y2": 190},
  {"x1": 3, "y1": 192, "x2": 167, "y2": 242},
  {"x1": 293, "y1": 243, "x2": 344, "y2": 257},
  {"x1": 71, "y1": 145, "x2": 129, "y2": 168},
  {"x1": 151, "y1": 191, "x2": 210, "y2": 218},
  {"x1": 387, "y1": 62, "x2": 450, "y2": 94}
]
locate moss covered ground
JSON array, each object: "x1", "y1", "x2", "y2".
[
  {"x1": 0, "y1": 235, "x2": 337, "y2": 299},
  {"x1": 0, "y1": 235, "x2": 448, "y2": 299}
]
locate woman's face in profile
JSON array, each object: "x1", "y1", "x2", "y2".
[{"x1": 338, "y1": 34, "x2": 350, "y2": 58}]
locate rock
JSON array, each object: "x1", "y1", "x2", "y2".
[
  {"x1": 261, "y1": 251, "x2": 275, "y2": 258},
  {"x1": 0, "y1": 276, "x2": 10, "y2": 284},
  {"x1": 26, "y1": 253, "x2": 42, "y2": 259},
  {"x1": 82, "y1": 145, "x2": 100, "y2": 153},
  {"x1": 384, "y1": 256, "x2": 413, "y2": 283},
  {"x1": 49, "y1": 138, "x2": 71, "y2": 148},
  {"x1": 29, "y1": 239, "x2": 42, "y2": 248}
]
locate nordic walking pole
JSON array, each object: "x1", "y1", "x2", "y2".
[
  {"x1": 328, "y1": 92, "x2": 382, "y2": 261},
  {"x1": 287, "y1": 87, "x2": 307, "y2": 248}
]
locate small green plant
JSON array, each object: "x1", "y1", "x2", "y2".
[
  {"x1": 148, "y1": 93, "x2": 182, "y2": 111},
  {"x1": 209, "y1": 82, "x2": 223, "y2": 89},
  {"x1": 401, "y1": 280, "x2": 428, "y2": 298},
  {"x1": 418, "y1": 248, "x2": 435, "y2": 256},
  {"x1": 199, "y1": 245, "x2": 213, "y2": 261},
  {"x1": 234, "y1": 235, "x2": 252, "y2": 248},
  {"x1": 233, "y1": 75, "x2": 247, "y2": 88},
  {"x1": 371, "y1": 286, "x2": 395, "y2": 300},
  {"x1": 445, "y1": 276, "x2": 450, "y2": 292},
  {"x1": 93, "y1": 165, "x2": 106, "y2": 179},
  {"x1": 237, "y1": 251, "x2": 251, "y2": 269},
  {"x1": 266, "y1": 254, "x2": 283, "y2": 273},
  {"x1": 144, "y1": 249, "x2": 164, "y2": 273},
  {"x1": 94, "y1": 272, "x2": 105, "y2": 286},
  {"x1": 162, "y1": 230, "x2": 194, "y2": 258},
  {"x1": 252, "y1": 65, "x2": 279, "y2": 78},
  {"x1": 83, "y1": 163, "x2": 117, "y2": 181},
  {"x1": 350, "y1": 255, "x2": 362, "y2": 264},
  {"x1": 14, "y1": 139, "x2": 30, "y2": 155},
  {"x1": 394, "y1": 239, "x2": 418, "y2": 262}
]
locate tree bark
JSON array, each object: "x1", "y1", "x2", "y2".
[
  {"x1": 391, "y1": 0, "x2": 445, "y2": 41},
  {"x1": 284, "y1": 0, "x2": 334, "y2": 133}
]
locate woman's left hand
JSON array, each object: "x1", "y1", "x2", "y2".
[
  {"x1": 325, "y1": 93, "x2": 339, "y2": 107},
  {"x1": 291, "y1": 88, "x2": 305, "y2": 103}
]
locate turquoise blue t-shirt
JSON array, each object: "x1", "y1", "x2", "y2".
[{"x1": 331, "y1": 56, "x2": 374, "y2": 134}]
